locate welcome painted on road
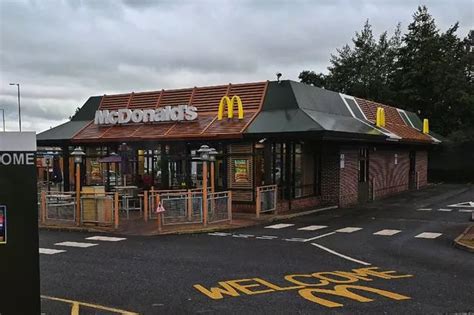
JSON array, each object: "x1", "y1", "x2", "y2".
[{"x1": 194, "y1": 267, "x2": 413, "y2": 308}]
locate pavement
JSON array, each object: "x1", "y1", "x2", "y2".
[{"x1": 39, "y1": 183, "x2": 474, "y2": 314}]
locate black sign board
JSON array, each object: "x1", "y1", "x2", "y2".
[{"x1": 0, "y1": 134, "x2": 40, "y2": 314}]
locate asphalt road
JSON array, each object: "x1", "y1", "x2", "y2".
[{"x1": 39, "y1": 184, "x2": 474, "y2": 314}]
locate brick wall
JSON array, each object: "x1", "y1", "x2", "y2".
[
  {"x1": 320, "y1": 145, "x2": 340, "y2": 205},
  {"x1": 339, "y1": 149, "x2": 359, "y2": 207},
  {"x1": 370, "y1": 149, "x2": 410, "y2": 199},
  {"x1": 416, "y1": 150, "x2": 428, "y2": 188}
]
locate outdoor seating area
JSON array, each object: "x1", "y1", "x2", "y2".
[
  {"x1": 37, "y1": 183, "x2": 283, "y2": 234},
  {"x1": 38, "y1": 185, "x2": 235, "y2": 233}
]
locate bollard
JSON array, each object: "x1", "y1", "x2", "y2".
[
  {"x1": 114, "y1": 192, "x2": 119, "y2": 230},
  {"x1": 187, "y1": 190, "x2": 192, "y2": 221},
  {"x1": 227, "y1": 190, "x2": 232, "y2": 223},
  {"x1": 256, "y1": 188, "x2": 261, "y2": 219},
  {"x1": 41, "y1": 191, "x2": 46, "y2": 223},
  {"x1": 144, "y1": 190, "x2": 148, "y2": 222},
  {"x1": 274, "y1": 186, "x2": 279, "y2": 215}
]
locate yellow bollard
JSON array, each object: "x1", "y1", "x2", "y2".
[
  {"x1": 114, "y1": 192, "x2": 119, "y2": 230},
  {"x1": 144, "y1": 190, "x2": 148, "y2": 222}
]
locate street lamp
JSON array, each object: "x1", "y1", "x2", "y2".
[
  {"x1": 208, "y1": 148, "x2": 218, "y2": 193},
  {"x1": 9, "y1": 83, "x2": 21, "y2": 131},
  {"x1": 197, "y1": 145, "x2": 218, "y2": 226},
  {"x1": 71, "y1": 147, "x2": 85, "y2": 226},
  {"x1": 45, "y1": 151, "x2": 54, "y2": 192},
  {"x1": 0, "y1": 109, "x2": 5, "y2": 132}
]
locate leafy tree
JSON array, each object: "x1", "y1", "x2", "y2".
[
  {"x1": 300, "y1": 6, "x2": 474, "y2": 138},
  {"x1": 394, "y1": 6, "x2": 473, "y2": 136}
]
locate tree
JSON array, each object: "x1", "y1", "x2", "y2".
[
  {"x1": 299, "y1": 20, "x2": 401, "y2": 104},
  {"x1": 299, "y1": 6, "x2": 474, "y2": 138},
  {"x1": 394, "y1": 6, "x2": 473, "y2": 136}
]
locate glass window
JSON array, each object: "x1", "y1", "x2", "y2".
[{"x1": 294, "y1": 143, "x2": 318, "y2": 198}]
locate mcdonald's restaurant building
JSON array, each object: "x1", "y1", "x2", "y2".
[{"x1": 37, "y1": 80, "x2": 440, "y2": 212}]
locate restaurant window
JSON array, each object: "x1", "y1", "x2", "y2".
[
  {"x1": 294, "y1": 143, "x2": 319, "y2": 198},
  {"x1": 84, "y1": 146, "x2": 107, "y2": 186},
  {"x1": 271, "y1": 142, "x2": 320, "y2": 199},
  {"x1": 271, "y1": 143, "x2": 286, "y2": 199}
]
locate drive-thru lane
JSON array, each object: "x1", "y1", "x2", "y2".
[{"x1": 40, "y1": 184, "x2": 474, "y2": 314}]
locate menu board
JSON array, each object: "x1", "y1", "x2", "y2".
[
  {"x1": 0, "y1": 205, "x2": 5, "y2": 244},
  {"x1": 234, "y1": 159, "x2": 249, "y2": 183}
]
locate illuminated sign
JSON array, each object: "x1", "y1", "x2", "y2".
[
  {"x1": 234, "y1": 159, "x2": 249, "y2": 183},
  {"x1": 0, "y1": 205, "x2": 6, "y2": 244},
  {"x1": 94, "y1": 105, "x2": 198, "y2": 125},
  {"x1": 218, "y1": 95, "x2": 244, "y2": 120},
  {"x1": 194, "y1": 266, "x2": 413, "y2": 308}
]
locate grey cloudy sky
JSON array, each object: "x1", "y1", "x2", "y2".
[{"x1": 0, "y1": 0, "x2": 472, "y2": 133}]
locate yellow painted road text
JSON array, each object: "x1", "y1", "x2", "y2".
[{"x1": 193, "y1": 266, "x2": 413, "y2": 308}]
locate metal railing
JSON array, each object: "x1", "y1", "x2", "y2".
[
  {"x1": 256, "y1": 185, "x2": 278, "y2": 218},
  {"x1": 44, "y1": 191, "x2": 76, "y2": 222},
  {"x1": 207, "y1": 191, "x2": 232, "y2": 224},
  {"x1": 147, "y1": 190, "x2": 204, "y2": 225}
]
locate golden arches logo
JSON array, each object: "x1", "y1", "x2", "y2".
[
  {"x1": 376, "y1": 107, "x2": 385, "y2": 128},
  {"x1": 218, "y1": 95, "x2": 244, "y2": 120}
]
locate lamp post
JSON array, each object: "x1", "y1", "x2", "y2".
[
  {"x1": 9, "y1": 83, "x2": 21, "y2": 131},
  {"x1": 45, "y1": 151, "x2": 54, "y2": 192},
  {"x1": 71, "y1": 147, "x2": 85, "y2": 226},
  {"x1": 0, "y1": 109, "x2": 5, "y2": 132},
  {"x1": 196, "y1": 145, "x2": 218, "y2": 226},
  {"x1": 208, "y1": 148, "x2": 218, "y2": 193},
  {"x1": 197, "y1": 145, "x2": 210, "y2": 226}
]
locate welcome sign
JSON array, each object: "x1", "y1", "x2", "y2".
[{"x1": 0, "y1": 132, "x2": 40, "y2": 314}]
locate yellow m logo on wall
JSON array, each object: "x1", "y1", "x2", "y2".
[{"x1": 218, "y1": 95, "x2": 244, "y2": 120}]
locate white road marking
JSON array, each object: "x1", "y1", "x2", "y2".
[
  {"x1": 298, "y1": 225, "x2": 328, "y2": 231},
  {"x1": 256, "y1": 236, "x2": 278, "y2": 240},
  {"x1": 283, "y1": 238, "x2": 306, "y2": 242},
  {"x1": 264, "y1": 223, "x2": 295, "y2": 229},
  {"x1": 208, "y1": 232, "x2": 232, "y2": 236},
  {"x1": 39, "y1": 248, "x2": 66, "y2": 255},
  {"x1": 232, "y1": 234, "x2": 254, "y2": 238},
  {"x1": 373, "y1": 229, "x2": 401, "y2": 236},
  {"x1": 417, "y1": 208, "x2": 432, "y2": 211},
  {"x1": 459, "y1": 209, "x2": 474, "y2": 213},
  {"x1": 54, "y1": 241, "x2": 98, "y2": 248},
  {"x1": 437, "y1": 208, "x2": 452, "y2": 212},
  {"x1": 336, "y1": 227, "x2": 363, "y2": 233},
  {"x1": 311, "y1": 243, "x2": 371, "y2": 266},
  {"x1": 303, "y1": 232, "x2": 337, "y2": 242},
  {"x1": 415, "y1": 232, "x2": 442, "y2": 239},
  {"x1": 86, "y1": 236, "x2": 127, "y2": 242},
  {"x1": 448, "y1": 201, "x2": 474, "y2": 208}
]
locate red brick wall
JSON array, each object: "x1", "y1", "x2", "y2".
[
  {"x1": 233, "y1": 203, "x2": 256, "y2": 213},
  {"x1": 320, "y1": 146, "x2": 340, "y2": 205},
  {"x1": 339, "y1": 149, "x2": 359, "y2": 207},
  {"x1": 370, "y1": 149, "x2": 410, "y2": 199},
  {"x1": 416, "y1": 150, "x2": 428, "y2": 188}
]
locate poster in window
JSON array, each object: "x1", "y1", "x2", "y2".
[
  {"x1": 234, "y1": 159, "x2": 249, "y2": 183},
  {"x1": 0, "y1": 205, "x2": 6, "y2": 244}
]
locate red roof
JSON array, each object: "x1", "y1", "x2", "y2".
[
  {"x1": 355, "y1": 98, "x2": 433, "y2": 143},
  {"x1": 73, "y1": 81, "x2": 268, "y2": 142}
]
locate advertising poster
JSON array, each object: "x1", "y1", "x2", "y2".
[
  {"x1": 0, "y1": 205, "x2": 5, "y2": 244},
  {"x1": 234, "y1": 159, "x2": 249, "y2": 183}
]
